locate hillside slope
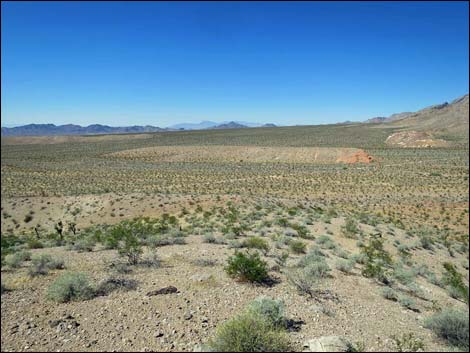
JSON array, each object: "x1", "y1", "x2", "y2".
[{"x1": 387, "y1": 94, "x2": 469, "y2": 138}]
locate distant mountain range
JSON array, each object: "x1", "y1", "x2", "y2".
[
  {"x1": 3, "y1": 94, "x2": 467, "y2": 137},
  {"x1": 168, "y1": 120, "x2": 269, "y2": 130},
  {"x1": 364, "y1": 112, "x2": 412, "y2": 124},
  {"x1": 1, "y1": 124, "x2": 166, "y2": 137},
  {"x1": 1, "y1": 121, "x2": 278, "y2": 136}
]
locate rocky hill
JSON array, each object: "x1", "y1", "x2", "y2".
[{"x1": 388, "y1": 94, "x2": 469, "y2": 137}]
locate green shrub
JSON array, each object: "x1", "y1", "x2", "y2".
[
  {"x1": 117, "y1": 233, "x2": 143, "y2": 265},
  {"x1": 193, "y1": 258, "x2": 217, "y2": 267},
  {"x1": 342, "y1": 218, "x2": 359, "y2": 238},
  {"x1": 228, "y1": 240, "x2": 243, "y2": 249},
  {"x1": 335, "y1": 259, "x2": 354, "y2": 274},
  {"x1": 4, "y1": 253, "x2": 23, "y2": 269},
  {"x1": 1, "y1": 235, "x2": 23, "y2": 266},
  {"x1": 274, "y1": 251, "x2": 289, "y2": 268},
  {"x1": 350, "y1": 253, "x2": 366, "y2": 264},
  {"x1": 290, "y1": 223, "x2": 312, "y2": 239},
  {"x1": 315, "y1": 235, "x2": 336, "y2": 250},
  {"x1": 304, "y1": 261, "x2": 331, "y2": 279},
  {"x1": 208, "y1": 310, "x2": 292, "y2": 352},
  {"x1": 380, "y1": 287, "x2": 398, "y2": 301},
  {"x1": 289, "y1": 240, "x2": 307, "y2": 254},
  {"x1": 297, "y1": 247, "x2": 327, "y2": 267},
  {"x1": 398, "y1": 295, "x2": 418, "y2": 311},
  {"x1": 107, "y1": 261, "x2": 132, "y2": 274},
  {"x1": 247, "y1": 296, "x2": 286, "y2": 327},
  {"x1": 95, "y1": 277, "x2": 138, "y2": 296},
  {"x1": 1, "y1": 282, "x2": 9, "y2": 295},
  {"x1": 297, "y1": 248, "x2": 331, "y2": 279},
  {"x1": 360, "y1": 234, "x2": 393, "y2": 284},
  {"x1": 334, "y1": 248, "x2": 350, "y2": 259},
  {"x1": 16, "y1": 250, "x2": 32, "y2": 261},
  {"x1": 203, "y1": 233, "x2": 216, "y2": 243},
  {"x1": 68, "y1": 236, "x2": 96, "y2": 252},
  {"x1": 425, "y1": 271, "x2": 444, "y2": 288},
  {"x1": 442, "y1": 262, "x2": 469, "y2": 304},
  {"x1": 425, "y1": 308, "x2": 469, "y2": 349},
  {"x1": 139, "y1": 251, "x2": 161, "y2": 268},
  {"x1": 26, "y1": 238, "x2": 44, "y2": 249},
  {"x1": 28, "y1": 254, "x2": 65, "y2": 277},
  {"x1": 392, "y1": 264, "x2": 417, "y2": 285},
  {"x1": 392, "y1": 333, "x2": 424, "y2": 352},
  {"x1": 287, "y1": 267, "x2": 317, "y2": 298},
  {"x1": 243, "y1": 237, "x2": 270, "y2": 253},
  {"x1": 47, "y1": 272, "x2": 95, "y2": 302},
  {"x1": 225, "y1": 251, "x2": 269, "y2": 283}
]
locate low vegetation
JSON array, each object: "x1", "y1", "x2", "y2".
[
  {"x1": 47, "y1": 272, "x2": 96, "y2": 303},
  {"x1": 225, "y1": 251, "x2": 269, "y2": 283},
  {"x1": 425, "y1": 308, "x2": 469, "y2": 349},
  {"x1": 207, "y1": 297, "x2": 293, "y2": 351}
]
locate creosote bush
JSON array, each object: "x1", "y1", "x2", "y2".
[
  {"x1": 392, "y1": 333, "x2": 424, "y2": 352},
  {"x1": 225, "y1": 251, "x2": 269, "y2": 283},
  {"x1": 360, "y1": 234, "x2": 393, "y2": 284},
  {"x1": 47, "y1": 272, "x2": 95, "y2": 303},
  {"x1": 242, "y1": 237, "x2": 270, "y2": 254},
  {"x1": 118, "y1": 233, "x2": 143, "y2": 265},
  {"x1": 442, "y1": 262, "x2": 469, "y2": 304},
  {"x1": 342, "y1": 218, "x2": 359, "y2": 238},
  {"x1": 289, "y1": 240, "x2": 307, "y2": 254}
]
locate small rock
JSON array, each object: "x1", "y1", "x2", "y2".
[
  {"x1": 146, "y1": 286, "x2": 178, "y2": 296},
  {"x1": 303, "y1": 336, "x2": 352, "y2": 352},
  {"x1": 193, "y1": 344, "x2": 213, "y2": 352}
]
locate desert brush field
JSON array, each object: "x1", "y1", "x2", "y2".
[{"x1": 1, "y1": 122, "x2": 469, "y2": 352}]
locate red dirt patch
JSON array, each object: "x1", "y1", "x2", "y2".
[{"x1": 336, "y1": 150, "x2": 374, "y2": 164}]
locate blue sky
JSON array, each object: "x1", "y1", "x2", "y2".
[{"x1": 1, "y1": 1, "x2": 469, "y2": 127}]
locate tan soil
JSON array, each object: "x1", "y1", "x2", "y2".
[
  {"x1": 1, "y1": 134, "x2": 154, "y2": 146},
  {"x1": 108, "y1": 146, "x2": 374, "y2": 164},
  {"x1": 1, "y1": 196, "x2": 467, "y2": 352}
]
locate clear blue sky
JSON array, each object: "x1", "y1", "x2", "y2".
[{"x1": 1, "y1": 1, "x2": 469, "y2": 127}]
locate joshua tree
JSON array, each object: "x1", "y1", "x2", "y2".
[
  {"x1": 34, "y1": 225, "x2": 40, "y2": 239},
  {"x1": 68, "y1": 222, "x2": 77, "y2": 235},
  {"x1": 54, "y1": 221, "x2": 64, "y2": 240}
]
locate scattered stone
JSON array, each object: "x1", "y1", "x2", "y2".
[
  {"x1": 193, "y1": 344, "x2": 214, "y2": 352},
  {"x1": 190, "y1": 274, "x2": 212, "y2": 282},
  {"x1": 146, "y1": 286, "x2": 178, "y2": 296},
  {"x1": 48, "y1": 320, "x2": 63, "y2": 328},
  {"x1": 303, "y1": 336, "x2": 352, "y2": 352}
]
